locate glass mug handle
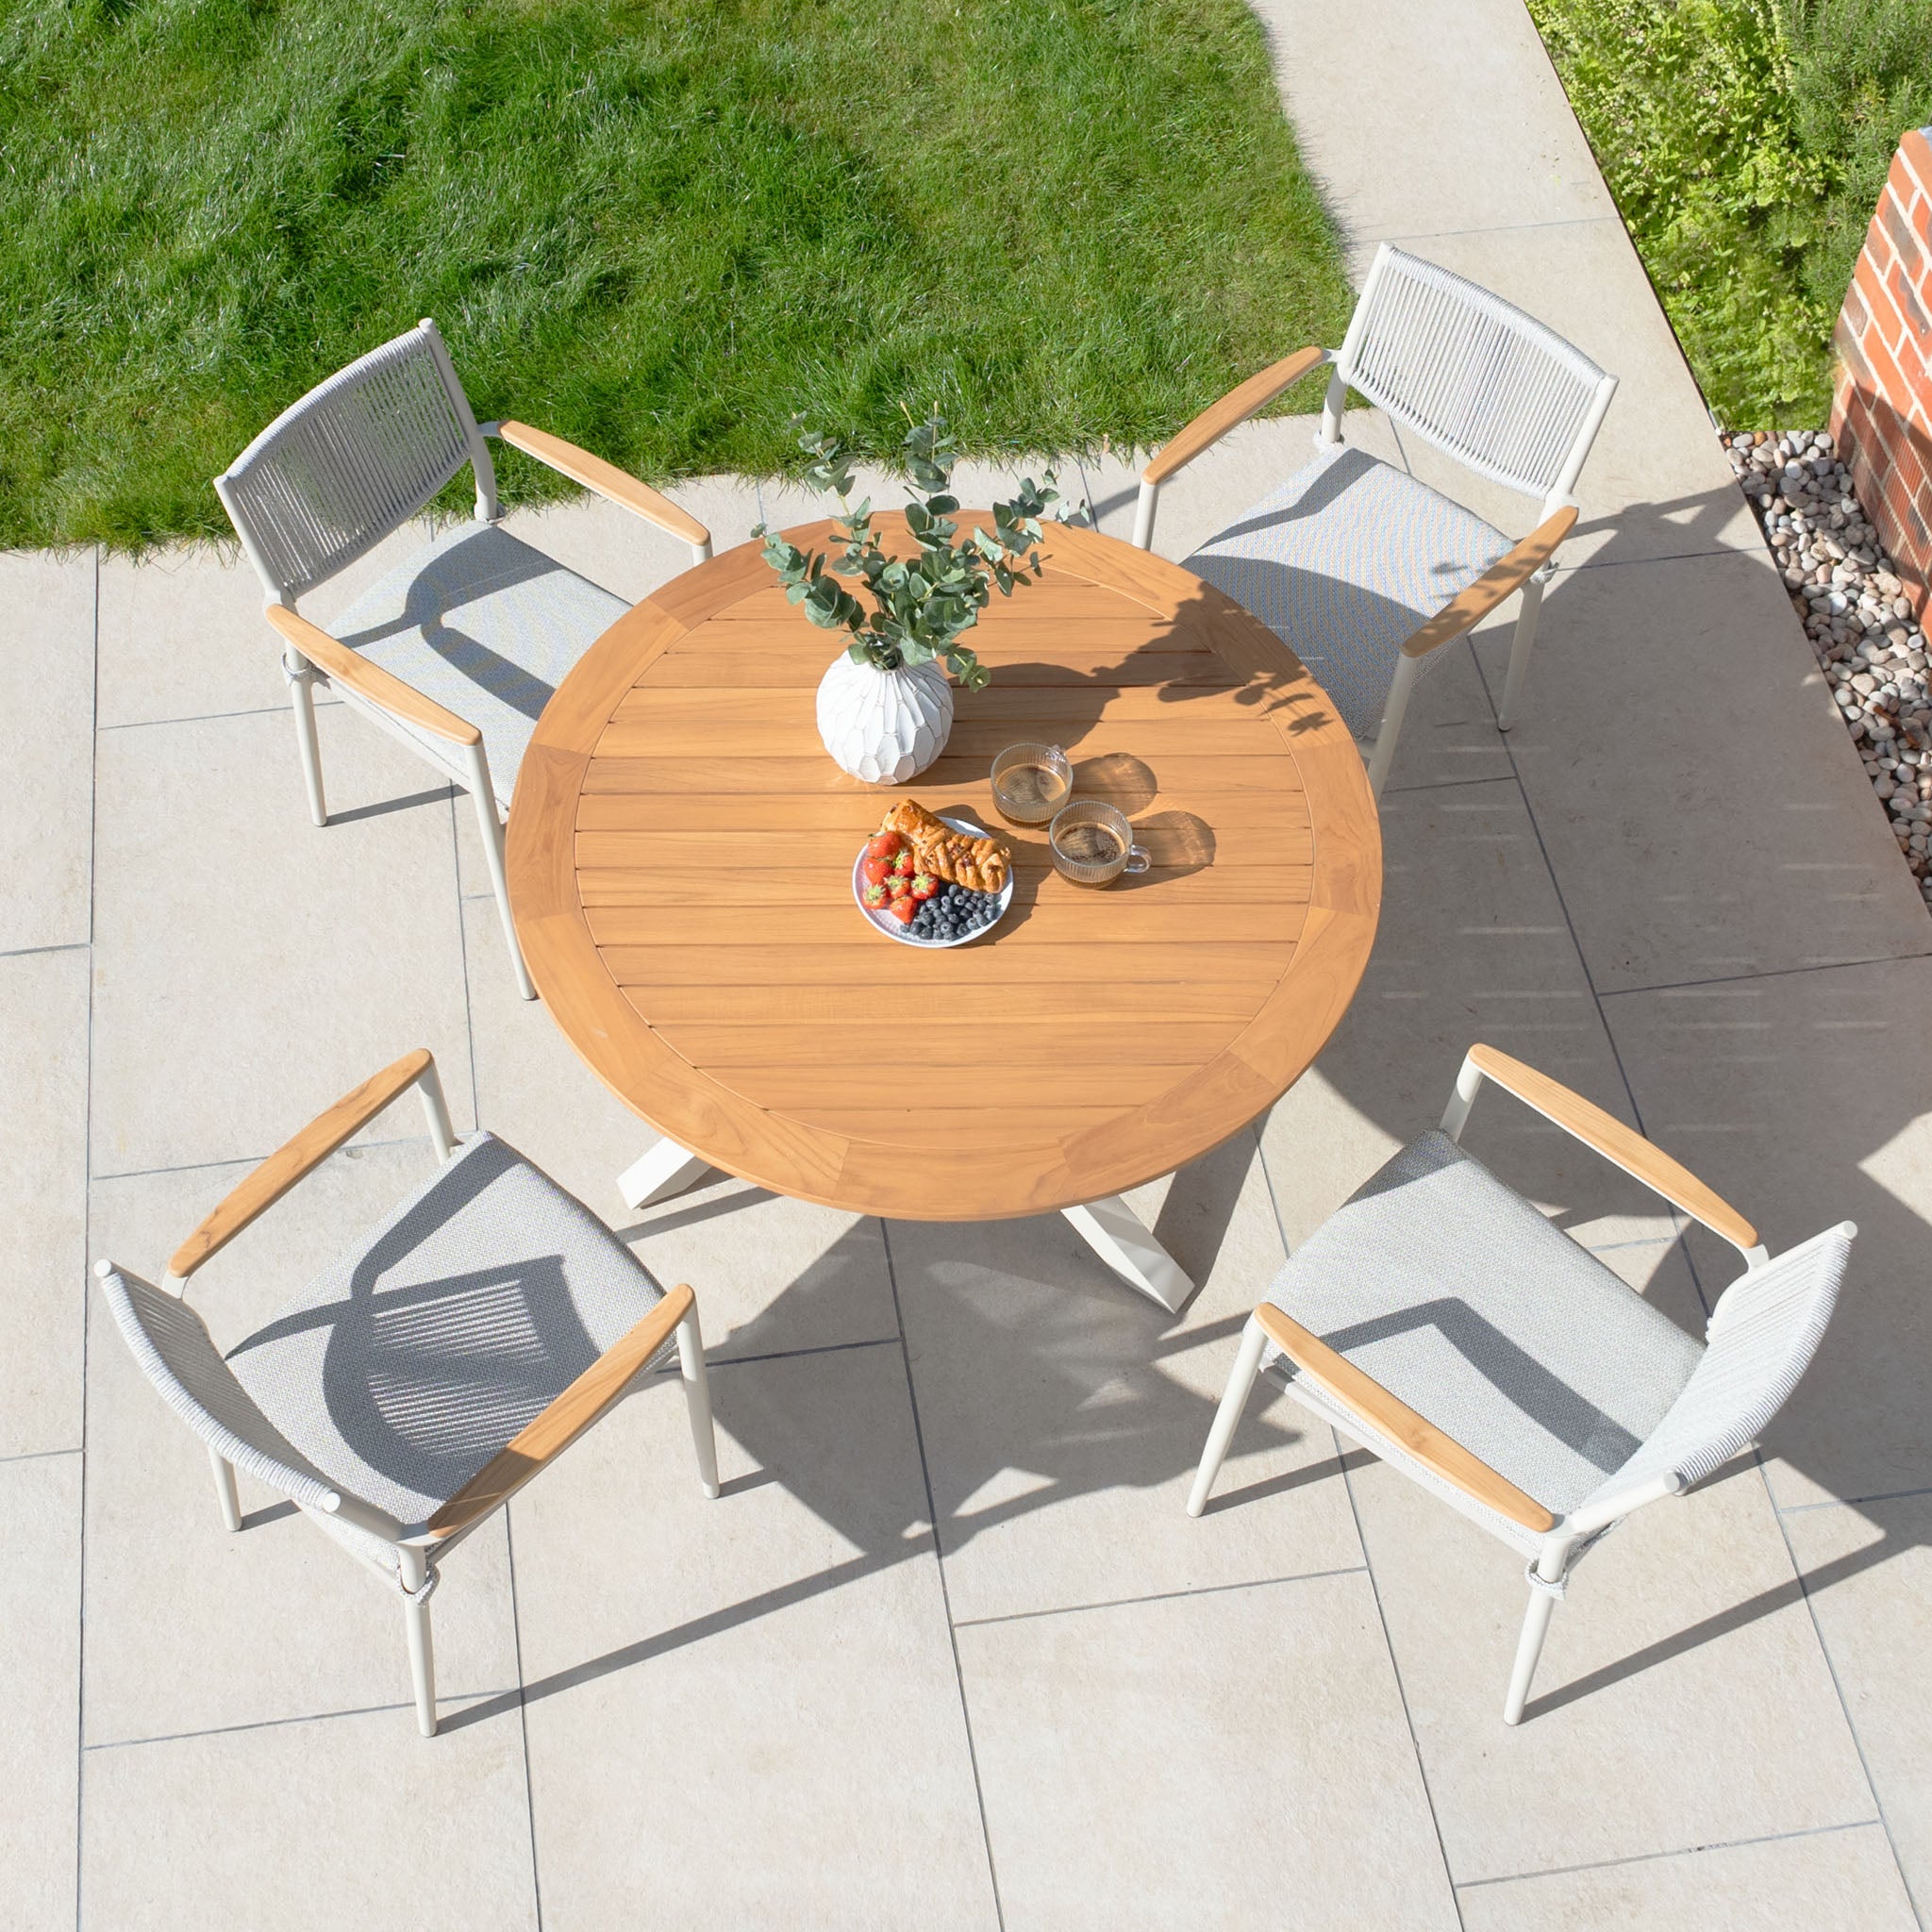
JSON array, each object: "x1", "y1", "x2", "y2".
[{"x1": 1124, "y1": 842, "x2": 1151, "y2": 875}]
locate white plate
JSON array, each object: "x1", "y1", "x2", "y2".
[{"x1": 851, "y1": 812, "x2": 1016, "y2": 947}]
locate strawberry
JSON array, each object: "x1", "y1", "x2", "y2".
[
  {"x1": 865, "y1": 831, "x2": 904, "y2": 862},
  {"x1": 909, "y1": 872, "x2": 939, "y2": 901},
  {"x1": 889, "y1": 870, "x2": 913, "y2": 898},
  {"x1": 861, "y1": 880, "x2": 891, "y2": 910},
  {"x1": 884, "y1": 895, "x2": 916, "y2": 925},
  {"x1": 860, "y1": 855, "x2": 893, "y2": 888},
  {"x1": 892, "y1": 847, "x2": 917, "y2": 878}
]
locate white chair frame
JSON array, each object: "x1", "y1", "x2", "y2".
[
  {"x1": 1188, "y1": 1044, "x2": 1852, "y2": 1724},
  {"x1": 215, "y1": 320, "x2": 712, "y2": 999},
  {"x1": 95, "y1": 1048, "x2": 721, "y2": 1736},
  {"x1": 1134, "y1": 245, "x2": 1619, "y2": 793}
]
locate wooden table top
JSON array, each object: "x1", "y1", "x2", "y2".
[{"x1": 508, "y1": 513, "x2": 1381, "y2": 1221}]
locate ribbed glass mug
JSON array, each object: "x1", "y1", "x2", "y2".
[
  {"x1": 1048, "y1": 800, "x2": 1150, "y2": 887},
  {"x1": 991, "y1": 741, "x2": 1073, "y2": 824}
]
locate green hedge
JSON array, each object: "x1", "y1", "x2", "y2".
[{"x1": 1527, "y1": 0, "x2": 1932, "y2": 425}]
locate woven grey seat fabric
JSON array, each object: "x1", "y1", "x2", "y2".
[
  {"x1": 1184, "y1": 447, "x2": 1512, "y2": 740},
  {"x1": 327, "y1": 522, "x2": 627, "y2": 803},
  {"x1": 1264, "y1": 1131, "x2": 1703, "y2": 1543},
  {"x1": 225, "y1": 1131, "x2": 667, "y2": 1531}
]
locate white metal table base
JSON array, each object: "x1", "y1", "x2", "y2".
[
  {"x1": 617, "y1": 1139, "x2": 1194, "y2": 1312},
  {"x1": 618, "y1": 1138, "x2": 715, "y2": 1210},
  {"x1": 1059, "y1": 1195, "x2": 1193, "y2": 1311}
]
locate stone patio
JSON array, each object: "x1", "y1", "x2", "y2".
[{"x1": 7, "y1": 0, "x2": 1932, "y2": 1924}]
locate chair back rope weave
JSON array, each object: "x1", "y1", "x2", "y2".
[
  {"x1": 215, "y1": 320, "x2": 496, "y2": 605},
  {"x1": 1333, "y1": 244, "x2": 1615, "y2": 506},
  {"x1": 1574, "y1": 1222, "x2": 1854, "y2": 1520}
]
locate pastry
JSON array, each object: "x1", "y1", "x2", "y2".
[{"x1": 878, "y1": 800, "x2": 1009, "y2": 895}]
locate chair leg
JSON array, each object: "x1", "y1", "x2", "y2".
[
  {"x1": 470, "y1": 778, "x2": 538, "y2": 1002},
  {"x1": 283, "y1": 649, "x2": 327, "y2": 826},
  {"x1": 398, "y1": 1547, "x2": 438, "y2": 1738},
  {"x1": 1496, "y1": 572, "x2": 1547, "y2": 732},
  {"x1": 1503, "y1": 1541, "x2": 1569, "y2": 1724},
  {"x1": 1186, "y1": 1314, "x2": 1270, "y2": 1517},
  {"x1": 1364, "y1": 653, "x2": 1423, "y2": 800},
  {"x1": 209, "y1": 1448, "x2": 242, "y2": 1533},
  {"x1": 675, "y1": 1305, "x2": 722, "y2": 1499}
]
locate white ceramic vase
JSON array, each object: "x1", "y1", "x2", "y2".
[{"x1": 814, "y1": 650, "x2": 954, "y2": 784}]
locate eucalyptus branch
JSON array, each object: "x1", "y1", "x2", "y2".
[{"x1": 754, "y1": 413, "x2": 1081, "y2": 692}]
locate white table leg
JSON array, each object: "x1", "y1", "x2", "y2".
[
  {"x1": 1061, "y1": 1196, "x2": 1194, "y2": 1312},
  {"x1": 618, "y1": 1138, "x2": 713, "y2": 1211}
]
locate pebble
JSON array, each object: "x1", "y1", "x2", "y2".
[{"x1": 1729, "y1": 429, "x2": 1932, "y2": 888}]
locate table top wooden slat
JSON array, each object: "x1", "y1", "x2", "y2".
[{"x1": 508, "y1": 514, "x2": 1381, "y2": 1218}]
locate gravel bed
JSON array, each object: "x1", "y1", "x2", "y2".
[{"x1": 1725, "y1": 429, "x2": 1932, "y2": 909}]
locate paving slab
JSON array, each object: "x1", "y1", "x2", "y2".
[
  {"x1": 1602, "y1": 957, "x2": 1932, "y2": 1507},
  {"x1": 1781, "y1": 1495, "x2": 1932, "y2": 1912},
  {"x1": 1265, "y1": 774, "x2": 1689, "y2": 1259},
  {"x1": 79, "y1": 1704, "x2": 537, "y2": 1932},
  {"x1": 508, "y1": 1343, "x2": 1001, "y2": 1930},
  {"x1": 89, "y1": 703, "x2": 471, "y2": 1177},
  {"x1": 956, "y1": 1571, "x2": 1459, "y2": 1930},
  {"x1": 1457, "y1": 1824, "x2": 1915, "y2": 1931},
  {"x1": 92, "y1": 525, "x2": 434, "y2": 730},
  {"x1": 888, "y1": 1129, "x2": 1367, "y2": 1624},
  {"x1": 0, "y1": 1454, "x2": 80, "y2": 1932},
  {"x1": 1253, "y1": 0, "x2": 1616, "y2": 246},
  {"x1": 83, "y1": 1144, "x2": 522, "y2": 1741},
  {"x1": 1, "y1": 549, "x2": 94, "y2": 952},
  {"x1": 1348, "y1": 1457, "x2": 1874, "y2": 1882},
  {"x1": 459, "y1": 897, "x2": 903, "y2": 1359},
  {"x1": 1474, "y1": 549, "x2": 1930, "y2": 992},
  {"x1": 0, "y1": 949, "x2": 89, "y2": 1456}
]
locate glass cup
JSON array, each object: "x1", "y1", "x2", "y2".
[
  {"x1": 991, "y1": 742, "x2": 1073, "y2": 824},
  {"x1": 1048, "y1": 800, "x2": 1150, "y2": 887}
]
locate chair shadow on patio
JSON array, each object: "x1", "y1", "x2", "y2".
[{"x1": 435, "y1": 1126, "x2": 1350, "y2": 1732}]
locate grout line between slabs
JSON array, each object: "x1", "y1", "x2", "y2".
[
  {"x1": 97, "y1": 699, "x2": 341, "y2": 733},
  {"x1": 878, "y1": 1220, "x2": 1008, "y2": 1932},
  {"x1": 949, "y1": 1564, "x2": 1369, "y2": 1631},
  {"x1": 1454, "y1": 1816, "x2": 1890, "y2": 1893},
  {"x1": 82, "y1": 1690, "x2": 521, "y2": 1756},
  {"x1": 1255, "y1": 1129, "x2": 1467, "y2": 1931},
  {"x1": 1764, "y1": 1456, "x2": 1927, "y2": 1930},
  {"x1": 1475, "y1": 637, "x2": 1925, "y2": 1926},
  {"x1": 0, "y1": 941, "x2": 91, "y2": 960},
  {"x1": 91, "y1": 1130, "x2": 440, "y2": 1187},
  {"x1": 1597, "y1": 948, "x2": 1932, "y2": 999},
  {"x1": 503, "y1": 1507, "x2": 545, "y2": 1931},
  {"x1": 1359, "y1": 212, "x2": 1623, "y2": 246},
  {"x1": 1776, "y1": 1482, "x2": 1932, "y2": 1516},
  {"x1": 75, "y1": 541, "x2": 100, "y2": 1932}
]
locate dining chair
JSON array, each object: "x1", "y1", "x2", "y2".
[
  {"x1": 1134, "y1": 245, "x2": 1618, "y2": 795},
  {"x1": 215, "y1": 318, "x2": 712, "y2": 998},
  {"x1": 1188, "y1": 1043, "x2": 1852, "y2": 1724},
  {"x1": 92, "y1": 1048, "x2": 720, "y2": 1738}
]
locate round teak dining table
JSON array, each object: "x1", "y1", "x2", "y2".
[{"x1": 507, "y1": 512, "x2": 1381, "y2": 1311}]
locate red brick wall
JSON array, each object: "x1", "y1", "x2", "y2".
[{"x1": 1831, "y1": 126, "x2": 1932, "y2": 625}]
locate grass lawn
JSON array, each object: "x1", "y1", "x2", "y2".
[
  {"x1": 1528, "y1": 0, "x2": 1932, "y2": 425},
  {"x1": 0, "y1": 0, "x2": 1352, "y2": 551}
]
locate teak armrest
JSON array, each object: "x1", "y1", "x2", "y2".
[
  {"x1": 494, "y1": 421, "x2": 711, "y2": 553},
  {"x1": 1142, "y1": 345, "x2": 1330, "y2": 486},
  {"x1": 1254, "y1": 1304, "x2": 1557, "y2": 1533},
  {"x1": 424, "y1": 1284, "x2": 695, "y2": 1541},
  {"x1": 1458, "y1": 1044, "x2": 1761, "y2": 1256},
  {"x1": 170, "y1": 1050, "x2": 441, "y2": 1285},
  {"x1": 265, "y1": 607, "x2": 481, "y2": 746},
  {"x1": 1400, "y1": 507, "x2": 1578, "y2": 659}
]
